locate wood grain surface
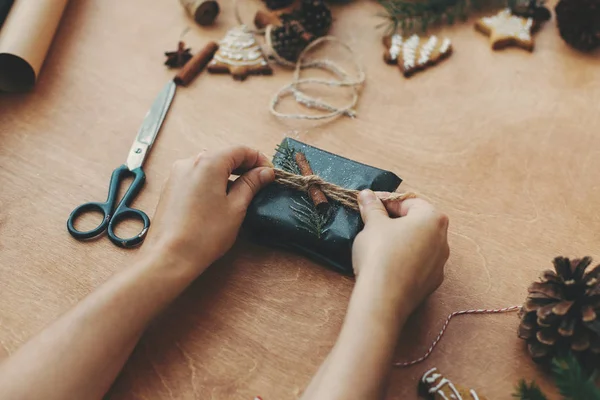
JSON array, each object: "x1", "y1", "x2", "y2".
[{"x1": 1, "y1": 0, "x2": 599, "y2": 399}]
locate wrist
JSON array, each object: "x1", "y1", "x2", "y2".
[
  {"x1": 354, "y1": 266, "x2": 416, "y2": 322},
  {"x1": 137, "y1": 239, "x2": 209, "y2": 281}
]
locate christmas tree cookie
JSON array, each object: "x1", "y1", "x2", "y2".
[
  {"x1": 208, "y1": 25, "x2": 272, "y2": 80},
  {"x1": 383, "y1": 34, "x2": 452, "y2": 77}
]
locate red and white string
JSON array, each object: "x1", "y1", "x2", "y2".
[{"x1": 393, "y1": 305, "x2": 522, "y2": 368}]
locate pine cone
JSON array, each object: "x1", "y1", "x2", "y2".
[
  {"x1": 555, "y1": 0, "x2": 600, "y2": 51},
  {"x1": 518, "y1": 257, "x2": 600, "y2": 369},
  {"x1": 262, "y1": 0, "x2": 295, "y2": 10},
  {"x1": 296, "y1": 0, "x2": 332, "y2": 37},
  {"x1": 270, "y1": 21, "x2": 311, "y2": 62},
  {"x1": 511, "y1": 0, "x2": 552, "y2": 23}
]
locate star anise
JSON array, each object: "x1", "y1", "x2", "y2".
[{"x1": 164, "y1": 41, "x2": 192, "y2": 68}]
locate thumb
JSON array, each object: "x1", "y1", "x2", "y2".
[
  {"x1": 228, "y1": 167, "x2": 275, "y2": 209},
  {"x1": 358, "y1": 189, "x2": 388, "y2": 224}
]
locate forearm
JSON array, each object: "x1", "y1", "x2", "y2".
[
  {"x1": 0, "y1": 249, "x2": 199, "y2": 400},
  {"x1": 302, "y1": 271, "x2": 411, "y2": 400}
]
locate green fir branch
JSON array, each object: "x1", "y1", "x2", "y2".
[
  {"x1": 290, "y1": 197, "x2": 332, "y2": 239},
  {"x1": 512, "y1": 380, "x2": 548, "y2": 400},
  {"x1": 514, "y1": 353, "x2": 600, "y2": 400},
  {"x1": 552, "y1": 354, "x2": 600, "y2": 400},
  {"x1": 377, "y1": 0, "x2": 522, "y2": 34},
  {"x1": 275, "y1": 142, "x2": 301, "y2": 175}
]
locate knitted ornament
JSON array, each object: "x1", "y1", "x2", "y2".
[
  {"x1": 555, "y1": 0, "x2": 600, "y2": 51},
  {"x1": 518, "y1": 257, "x2": 600, "y2": 369}
]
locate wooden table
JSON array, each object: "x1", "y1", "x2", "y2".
[{"x1": 1, "y1": 0, "x2": 599, "y2": 398}]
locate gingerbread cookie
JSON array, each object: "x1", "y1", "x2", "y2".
[
  {"x1": 419, "y1": 368, "x2": 487, "y2": 400},
  {"x1": 475, "y1": 9, "x2": 535, "y2": 51},
  {"x1": 207, "y1": 25, "x2": 273, "y2": 81},
  {"x1": 383, "y1": 34, "x2": 452, "y2": 77}
]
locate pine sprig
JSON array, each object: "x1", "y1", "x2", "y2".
[
  {"x1": 275, "y1": 142, "x2": 301, "y2": 175},
  {"x1": 552, "y1": 354, "x2": 600, "y2": 400},
  {"x1": 512, "y1": 380, "x2": 548, "y2": 400},
  {"x1": 290, "y1": 197, "x2": 332, "y2": 239},
  {"x1": 514, "y1": 353, "x2": 600, "y2": 400},
  {"x1": 377, "y1": 0, "x2": 519, "y2": 34}
]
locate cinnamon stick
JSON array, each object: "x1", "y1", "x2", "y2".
[
  {"x1": 294, "y1": 152, "x2": 329, "y2": 213},
  {"x1": 174, "y1": 41, "x2": 219, "y2": 86}
]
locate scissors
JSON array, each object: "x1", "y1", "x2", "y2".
[{"x1": 67, "y1": 80, "x2": 176, "y2": 248}]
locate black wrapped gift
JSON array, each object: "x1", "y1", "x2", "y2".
[{"x1": 244, "y1": 138, "x2": 402, "y2": 275}]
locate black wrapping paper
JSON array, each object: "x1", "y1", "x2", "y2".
[{"x1": 244, "y1": 138, "x2": 402, "y2": 275}]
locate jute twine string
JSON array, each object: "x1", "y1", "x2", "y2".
[
  {"x1": 267, "y1": 33, "x2": 366, "y2": 121},
  {"x1": 274, "y1": 169, "x2": 415, "y2": 211},
  {"x1": 232, "y1": 0, "x2": 364, "y2": 120}
]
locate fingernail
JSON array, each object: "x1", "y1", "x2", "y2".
[
  {"x1": 260, "y1": 168, "x2": 275, "y2": 184},
  {"x1": 358, "y1": 189, "x2": 377, "y2": 204}
]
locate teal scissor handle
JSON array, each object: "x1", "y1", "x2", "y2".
[{"x1": 67, "y1": 165, "x2": 150, "y2": 248}]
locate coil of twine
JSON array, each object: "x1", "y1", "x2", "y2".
[
  {"x1": 274, "y1": 169, "x2": 416, "y2": 211},
  {"x1": 268, "y1": 35, "x2": 366, "y2": 121}
]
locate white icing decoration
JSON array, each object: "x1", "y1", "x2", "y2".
[
  {"x1": 418, "y1": 36, "x2": 437, "y2": 65},
  {"x1": 470, "y1": 389, "x2": 480, "y2": 400},
  {"x1": 391, "y1": 35, "x2": 451, "y2": 73},
  {"x1": 388, "y1": 34, "x2": 403, "y2": 61},
  {"x1": 430, "y1": 378, "x2": 450, "y2": 393},
  {"x1": 426, "y1": 373, "x2": 442, "y2": 384},
  {"x1": 447, "y1": 382, "x2": 463, "y2": 400},
  {"x1": 480, "y1": 9, "x2": 533, "y2": 42},
  {"x1": 214, "y1": 25, "x2": 268, "y2": 67},
  {"x1": 422, "y1": 367, "x2": 438, "y2": 382},
  {"x1": 439, "y1": 38, "x2": 451, "y2": 54},
  {"x1": 402, "y1": 34, "x2": 419, "y2": 70}
]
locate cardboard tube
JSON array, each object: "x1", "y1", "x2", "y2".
[{"x1": 0, "y1": 0, "x2": 69, "y2": 92}]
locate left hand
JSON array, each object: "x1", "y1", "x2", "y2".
[{"x1": 141, "y1": 145, "x2": 275, "y2": 276}]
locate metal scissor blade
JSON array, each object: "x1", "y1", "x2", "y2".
[{"x1": 126, "y1": 80, "x2": 176, "y2": 170}]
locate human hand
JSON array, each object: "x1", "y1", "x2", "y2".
[
  {"x1": 352, "y1": 190, "x2": 449, "y2": 313},
  {"x1": 141, "y1": 146, "x2": 275, "y2": 276}
]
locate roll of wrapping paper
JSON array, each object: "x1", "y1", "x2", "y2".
[{"x1": 0, "y1": 0, "x2": 69, "y2": 92}]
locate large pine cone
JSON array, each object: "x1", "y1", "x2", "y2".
[
  {"x1": 270, "y1": 22, "x2": 311, "y2": 62},
  {"x1": 555, "y1": 0, "x2": 600, "y2": 51},
  {"x1": 296, "y1": 0, "x2": 332, "y2": 37},
  {"x1": 518, "y1": 257, "x2": 600, "y2": 368}
]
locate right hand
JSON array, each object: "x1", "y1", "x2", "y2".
[{"x1": 352, "y1": 190, "x2": 449, "y2": 313}]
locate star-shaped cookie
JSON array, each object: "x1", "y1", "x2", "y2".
[
  {"x1": 475, "y1": 8, "x2": 535, "y2": 51},
  {"x1": 383, "y1": 33, "x2": 452, "y2": 77},
  {"x1": 207, "y1": 25, "x2": 272, "y2": 81}
]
